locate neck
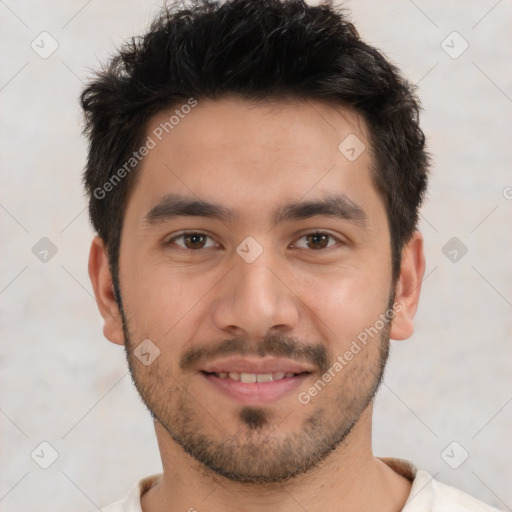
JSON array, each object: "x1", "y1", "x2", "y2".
[{"x1": 141, "y1": 406, "x2": 411, "y2": 512}]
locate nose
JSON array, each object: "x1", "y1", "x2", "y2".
[{"x1": 211, "y1": 248, "x2": 300, "y2": 340}]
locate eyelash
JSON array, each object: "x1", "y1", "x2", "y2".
[{"x1": 164, "y1": 231, "x2": 345, "y2": 252}]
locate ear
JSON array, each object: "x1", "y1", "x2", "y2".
[
  {"x1": 88, "y1": 236, "x2": 125, "y2": 346},
  {"x1": 389, "y1": 231, "x2": 425, "y2": 341}
]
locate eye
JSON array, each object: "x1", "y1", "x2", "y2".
[
  {"x1": 293, "y1": 232, "x2": 342, "y2": 250},
  {"x1": 165, "y1": 232, "x2": 218, "y2": 250}
]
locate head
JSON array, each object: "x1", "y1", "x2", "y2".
[{"x1": 85, "y1": 0, "x2": 428, "y2": 484}]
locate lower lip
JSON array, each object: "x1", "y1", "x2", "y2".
[{"x1": 201, "y1": 372, "x2": 311, "y2": 405}]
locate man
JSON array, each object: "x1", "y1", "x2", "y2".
[{"x1": 82, "y1": 0, "x2": 500, "y2": 510}]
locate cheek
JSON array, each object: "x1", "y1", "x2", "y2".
[
  {"x1": 299, "y1": 265, "x2": 391, "y2": 350},
  {"x1": 120, "y1": 256, "x2": 215, "y2": 346}
]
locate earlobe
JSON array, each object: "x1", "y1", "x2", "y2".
[
  {"x1": 389, "y1": 231, "x2": 425, "y2": 341},
  {"x1": 88, "y1": 236, "x2": 125, "y2": 346}
]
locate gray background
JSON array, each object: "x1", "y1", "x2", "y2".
[{"x1": 1, "y1": 0, "x2": 511, "y2": 510}]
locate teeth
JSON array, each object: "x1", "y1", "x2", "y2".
[
  {"x1": 240, "y1": 372, "x2": 257, "y2": 383},
  {"x1": 256, "y1": 373, "x2": 273, "y2": 383},
  {"x1": 213, "y1": 371, "x2": 296, "y2": 382}
]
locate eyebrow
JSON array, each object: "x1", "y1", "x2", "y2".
[
  {"x1": 273, "y1": 194, "x2": 367, "y2": 225},
  {"x1": 144, "y1": 194, "x2": 234, "y2": 225},
  {"x1": 143, "y1": 193, "x2": 367, "y2": 226}
]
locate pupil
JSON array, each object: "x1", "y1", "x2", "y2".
[
  {"x1": 308, "y1": 233, "x2": 328, "y2": 249},
  {"x1": 186, "y1": 233, "x2": 205, "y2": 248}
]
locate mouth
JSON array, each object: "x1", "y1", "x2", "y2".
[
  {"x1": 201, "y1": 370, "x2": 307, "y2": 383},
  {"x1": 199, "y1": 358, "x2": 313, "y2": 404}
]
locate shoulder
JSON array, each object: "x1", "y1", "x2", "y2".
[
  {"x1": 380, "y1": 458, "x2": 502, "y2": 512},
  {"x1": 406, "y1": 469, "x2": 502, "y2": 511},
  {"x1": 101, "y1": 474, "x2": 162, "y2": 512}
]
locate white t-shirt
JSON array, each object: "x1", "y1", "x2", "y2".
[{"x1": 101, "y1": 458, "x2": 502, "y2": 511}]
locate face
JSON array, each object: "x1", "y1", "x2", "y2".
[{"x1": 110, "y1": 97, "x2": 402, "y2": 483}]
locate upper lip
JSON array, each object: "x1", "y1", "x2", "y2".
[{"x1": 201, "y1": 356, "x2": 314, "y2": 375}]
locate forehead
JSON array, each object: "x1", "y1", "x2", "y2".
[
  {"x1": 125, "y1": 97, "x2": 379, "y2": 224},
  {"x1": 146, "y1": 96, "x2": 368, "y2": 159}
]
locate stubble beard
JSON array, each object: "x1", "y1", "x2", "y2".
[{"x1": 121, "y1": 303, "x2": 391, "y2": 484}]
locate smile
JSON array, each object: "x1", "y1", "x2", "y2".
[
  {"x1": 204, "y1": 371, "x2": 302, "y2": 382},
  {"x1": 201, "y1": 369, "x2": 311, "y2": 405}
]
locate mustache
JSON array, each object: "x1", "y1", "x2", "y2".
[{"x1": 179, "y1": 333, "x2": 331, "y2": 373}]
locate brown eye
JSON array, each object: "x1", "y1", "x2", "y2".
[
  {"x1": 166, "y1": 232, "x2": 217, "y2": 250},
  {"x1": 306, "y1": 233, "x2": 330, "y2": 249},
  {"x1": 183, "y1": 233, "x2": 207, "y2": 249},
  {"x1": 293, "y1": 232, "x2": 342, "y2": 251}
]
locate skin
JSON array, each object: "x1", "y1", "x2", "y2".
[{"x1": 89, "y1": 97, "x2": 425, "y2": 512}]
